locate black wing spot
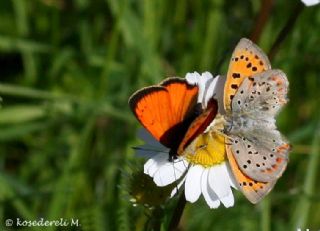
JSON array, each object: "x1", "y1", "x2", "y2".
[
  {"x1": 235, "y1": 57, "x2": 239, "y2": 61},
  {"x1": 243, "y1": 165, "x2": 247, "y2": 169},
  {"x1": 230, "y1": 95, "x2": 234, "y2": 100},
  {"x1": 236, "y1": 150, "x2": 240, "y2": 154},
  {"x1": 247, "y1": 160, "x2": 251, "y2": 164},
  {"x1": 237, "y1": 100, "x2": 241, "y2": 105},
  {"x1": 240, "y1": 90, "x2": 244, "y2": 94},
  {"x1": 249, "y1": 182, "x2": 253, "y2": 186},
  {"x1": 245, "y1": 57, "x2": 249, "y2": 61},
  {"x1": 252, "y1": 66, "x2": 257, "y2": 71},
  {"x1": 231, "y1": 84, "x2": 238, "y2": 89},
  {"x1": 240, "y1": 55, "x2": 244, "y2": 59},
  {"x1": 263, "y1": 156, "x2": 267, "y2": 160},
  {"x1": 256, "y1": 164, "x2": 260, "y2": 167},
  {"x1": 232, "y1": 73, "x2": 241, "y2": 78},
  {"x1": 255, "y1": 55, "x2": 259, "y2": 59},
  {"x1": 246, "y1": 63, "x2": 252, "y2": 68}
]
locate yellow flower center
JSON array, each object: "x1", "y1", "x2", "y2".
[{"x1": 184, "y1": 132, "x2": 226, "y2": 167}]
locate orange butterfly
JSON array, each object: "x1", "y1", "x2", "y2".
[{"x1": 129, "y1": 77, "x2": 218, "y2": 161}]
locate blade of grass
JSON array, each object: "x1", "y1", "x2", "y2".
[
  {"x1": 0, "y1": 35, "x2": 52, "y2": 53},
  {"x1": 291, "y1": 123, "x2": 320, "y2": 229},
  {"x1": 261, "y1": 196, "x2": 270, "y2": 231},
  {"x1": 0, "y1": 121, "x2": 49, "y2": 141},
  {"x1": 0, "y1": 105, "x2": 46, "y2": 124},
  {"x1": 12, "y1": 0, "x2": 37, "y2": 84},
  {"x1": 200, "y1": 0, "x2": 224, "y2": 70}
]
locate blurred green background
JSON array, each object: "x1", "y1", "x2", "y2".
[{"x1": 0, "y1": 0, "x2": 319, "y2": 230}]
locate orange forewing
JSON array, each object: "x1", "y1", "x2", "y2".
[
  {"x1": 224, "y1": 38, "x2": 271, "y2": 112},
  {"x1": 161, "y1": 78, "x2": 199, "y2": 123},
  {"x1": 129, "y1": 78, "x2": 198, "y2": 149},
  {"x1": 226, "y1": 144, "x2": 276, "y2": 204}
]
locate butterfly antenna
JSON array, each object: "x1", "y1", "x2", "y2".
[{"x1": 170, "y1": 158, "x2": 180, "y2": 197}]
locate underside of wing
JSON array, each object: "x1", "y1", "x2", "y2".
[
  {"x1": 226, "y1": 145, "x2": 276, "y2": 204},
  {"x1": 231, "y1": 69, "x2": 289, "y2": 118},
  {"x1": 228, "y1": 134, "x2": 289, "y2": 182},
  {"x1": 224, "y1": 38, "x2": 271, "y2": 112}
]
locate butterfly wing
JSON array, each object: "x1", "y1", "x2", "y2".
[
  {"x1": 224, "y1": 39, "x2": 290, "y2": 203},
  {"x1": 177, "y1": 99, "x2": 218, "y2": 154},
  {"x1": 232, "y1": 69, "x2": 288, "y2": 119},
  {"x1": 129, "y1": 77, "x2": 198, "y2": 149},
  {"x1": 226, "y1": 145, "x2": 276, "y2": 204},
  {"x1": 228, "y1": 134, "x2": 289, "y2": 182},
  {"x1": 224, "y1": 38, "x2": 271, "y2": 113}
]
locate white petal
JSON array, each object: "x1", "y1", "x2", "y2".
[
  {"x1": 225, "y1": 162, "x2": 239, "y2": 190},
  {"x1": 201, "y1": 168, "x2": 220, "y2": 209},
  {"x1": 197, "y1": 73, "x2": 211, "y2": 105},
  {"x1": 301, "y1": 0, "x2": 320, "y2": 6},
  {"x1": 208, "y1": 163, "x2": 232, "y2": 199},
  {"x1": 153, "y1": 159, "x2": 188, "y2": 186},
  {"x1": 185, "y1": 72, "x2": 201, "y2": 85},
  {"x1": 144, "y1": 153, "x2": 168, "y2": 177},
  {"x1": 185, "y1": 165, "x2": 203, "y2": 203},
  {"x1": 219, "y1": 192, "x2": 235, "y2": 208},
  {"x1": 144, "y1": 158, "x2": 155, "y2": 174},
  {"x1": 202, "y1": 75, "x2": 219, "y2": 108},
  {"x1": 201, "y1": 71, "x2": 213, "y2": 81}
]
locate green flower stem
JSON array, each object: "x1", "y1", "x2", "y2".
[{"x1": 168, "y1": 192, "x2": 187, "y2": 231}]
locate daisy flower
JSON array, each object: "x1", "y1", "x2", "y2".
[{"x1": 137, "y1": 72, "x2": 237, "y2": 209}]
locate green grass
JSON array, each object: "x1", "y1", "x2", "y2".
[{"x1": 0, "y1": 0, "x2": 320, "y2": 230}]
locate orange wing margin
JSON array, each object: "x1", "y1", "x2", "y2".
[{"x1": 129, "y1": 78, "x2": 198, "y2": 149}]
